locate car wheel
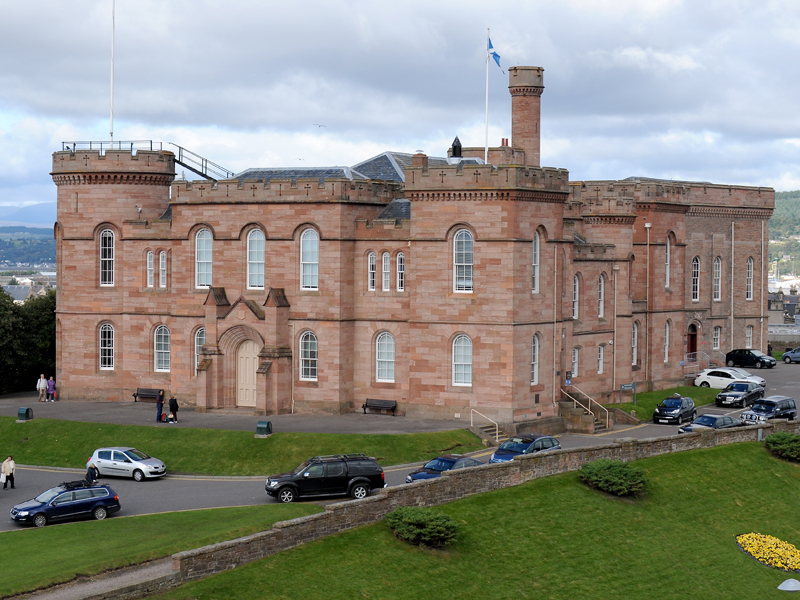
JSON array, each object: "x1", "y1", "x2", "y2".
[
  {"x1": 786, "y1": 357, "x2": 792, "y2": 364},
  {"x1": 727, "y1": 360, "x2": 735, "y2": 367},
  {"x1": 700, "y1": 381, "x2": 710, "y2": 387},
  {"x1": 278, "y1": 488, "x2": 295, "y2": 503},
  {"x1": 33, "y1": 514, "x2": 47, "y2": 528},
  {"x1": 132, "y1": 469, "x2": 145, "y2": 482},
  {"x1": 677, "y1": 415, "x2": 683, "y2": 425},
  {"x1": 351, "y1": 483, "x2": 370, "y2": 500},
  {"x1": 756, "y1": 362, "x2": 763, "y2": 369},
  {"x1": 93, "y1": 506, "x2": 107, "y2": 521}
]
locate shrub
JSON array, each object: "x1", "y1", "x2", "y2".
[
  {"x1": 578, "y1": 459, "x2": 646, "y2": 497},
  {"x1": 385, "y1": 506, "x2": 459, "y2": 548},
  {"x1": 766, "y1": 432, "x2": 800, "y2": 462}
]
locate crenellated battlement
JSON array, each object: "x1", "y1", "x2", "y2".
[
  {"x1": 170, "y1": 176, "x2": 403, "y2": 205},
  {"x1": 51, "y1": 149, "x2": 175, "y2": 184}
]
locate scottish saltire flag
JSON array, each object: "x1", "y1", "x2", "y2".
[{"x1": 488, "y1": 38, "x2": 504, "y2": 73}]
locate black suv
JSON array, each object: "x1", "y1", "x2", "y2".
[
  {"x1": 725, "y1": 349, "x2": 776, "y2": 369},
  {"x1": 742, "y1": 395, "x2": 798, "y2": 424},
  {"x1": 265, "y1": 454, "x2": 385, "y2": 503}
]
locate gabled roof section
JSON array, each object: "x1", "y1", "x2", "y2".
[
  {"x1": 223, "y1": 296, "x2": 265, "y2": 321},
  {"x1": 264, "y1": 287, "x2": 290, "y2": 308},
  {"x1": 375, "y1": 198, "x2": 410, "y2": 223},
  {"x1": 1, "y1": 285, "x2": 30, "y2": 302},
  {"x1": 203, "y1": 287, "x2": 230, "y2": 307},
  {"x1": 352, "y1": 152, "x2": 485, "y2": 183},
  {"x1": 234, "y1": 166, "x2": 367, "y2": 184}
]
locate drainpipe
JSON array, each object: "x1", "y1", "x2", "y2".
[
  {"x1": 612, "y1": 264, "x2": 620, "y2": 397},
  {"x1": 731, "y1": 222, "x2": 735, "y2": 349},
  {"x1": 760, "y1": 219, "x2": 764, "y2": 351},
  {"x1": 645, "y1": 222, "x2": 651, "y2": 386},
  {"x1": 290, "y1": 322, "x2": 295, "y2": 414},
  {"x1": 552, "y1": 242, "x2": 558, "y2": 406}
]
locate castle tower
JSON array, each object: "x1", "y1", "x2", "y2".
[{"x1": 509, "y1": 66, "x2": 544, "y2": 167}]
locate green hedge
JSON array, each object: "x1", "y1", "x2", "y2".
[
  {"x1": 765, "y1": 432, "x2": 800, "y2": 462},
  {"x1": 385, "y1": 507, "x2": 459, "y2": 548},
  {"x1": 579, "y1": 459, "x2": 647, "y2": 496}
]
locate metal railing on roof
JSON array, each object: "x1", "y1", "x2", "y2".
[
  {"x1": 170, "y1": 143, "x2": 234, "y2": 181},
  {"x1": 61, "y1": 140, "x2": 163, "y2": 155}
]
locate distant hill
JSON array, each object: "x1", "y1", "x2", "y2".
[{"x1": 0, "y1": 203, "x2": 57, "y2": 227}]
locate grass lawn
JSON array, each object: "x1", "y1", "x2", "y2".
[
  {"x1": 0, "y1": 503, "x2": 319, "y2": 598},
  {"x1": 605, "y1": 385, "x2": 719, "y2": 422},
  {"x1": 0, "y1": 417, "x2": 481, "y2": 475},
  {"x1": 152, "y1": 442, "x2": 800, "y2": 600}
]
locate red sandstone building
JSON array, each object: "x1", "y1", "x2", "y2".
[{"x1": 51, "y1": 66, "x2": 774, "y2": 429}]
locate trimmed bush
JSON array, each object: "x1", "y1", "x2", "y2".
[
  {"x1": 579, "y1": 459, "x2": 646, "y2": 497},
  {"x1": 385, "y1": 507, "x2": 459, "y2": 548},
  {"x1": 766, "y1": 432, "x2": 800, "y2": 462}
]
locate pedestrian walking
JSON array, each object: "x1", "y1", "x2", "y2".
[
  {"x1": 86, "y1": 463, "x2": 99, "y2": 484},
  {"x1": 46, "y1": 376, "x2": 56, "y2": 402},
  {"x1": 36, "y1": 374, "x2": 47, "y2": 402},
  {"x1": 168, "y1": 397, "x2": 179, "y2": 423},
  {"x1": 156, "y1": 390, "x2": 165, "y2": 423},
  {"x1": 2, "y1": 456, "x2": 15, "y2": 489}
]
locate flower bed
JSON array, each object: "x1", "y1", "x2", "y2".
[{"x1": 736, "y1": 533, "x2": 800, "y2": 572}]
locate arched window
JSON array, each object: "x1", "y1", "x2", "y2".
[
  {"x1": 665, "y1": 236, "x2": 671, "y2": 288},
  {"x1": 531, "y1": 334, "x2": 540, "y2": 385},
  {"x1": 154, "y1": 325, "x2": 170, "y2": 372},
  {"x1": 745, "y1": 325, "x2": 753, "y2": 349},
  {"x1": 746, "y1": 257, "x2": 754, "y2": 300},
  {"x1": 159, "y1": 251, "x2": 167, "y2": 288},
  {"x1": 299, "y1": 331, "x2": 318, "y2": 380},
  {"x1": 194, "y1": 327, "x2": 206, "y2": 375},
  {"x1": 247, "y1": 230, "x2": 265, "y2": 289},
  {"x1": 367, "y1": 252, "x2": 376, "y2": 291},
  {"x1": 453, "y1": 230, "x2": 473, "y2": 292},
  {"x1": 300, "y1": 229, "x2": 319, "y2": 290},
  {"x1": 195, "y1": 229, "x2": 213, "y2": 289},
  {"x1": 713, "y1": 256, "x2": 722, "y2": 301},
  {"x1": 632, "y1": 322, "x2": 639, "y2": 366},
  {"x1": 99, "y1": 323, "x2": 114, "y2": 370},
  {"x1": 532, "y1": 232, "x2": 540, "y2": 293},
  {"x1": 664, "y1": 321, "x2": 670, "y2": 363},
  {"x1": 572, "y1": 275, "x2": 580, "y2": 319},
  {"x1": 452, "y1": 335, "x2": 472, "y2": 386},
  {"x1": 571, "y1": 347, "x2": 580, "y2": 378},
  {"x1": 691, "y1": 256, "x2": 700, "y2": 302},
  {"x1": 396, "y1": 253, "x2": 405, "y2": 291},
  {"x1": 376, "y1": 332, "x2": 395, "y2": 382},
  {"x1": 597, "y1": 345, "x2": 604, "y2": 375},
  {"x1": 382, "y1": 252, "x2": 390, "y2": 291},
  {"x1": 146, "y1": 251, "x2": 154, "y2": 287},
  {"x1": 713, "y1": 326, "x2": 721, "y2": 350},
  {"x1": 100, "y1": 229, "x2": 115, "y2": 286},
  {"x1": 598, "y1": 274, "x2": 605, "y2": 318}
]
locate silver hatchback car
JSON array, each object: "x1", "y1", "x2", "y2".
[{"x1": 87, "y1": 447, "x2": 166, "y2": 482}]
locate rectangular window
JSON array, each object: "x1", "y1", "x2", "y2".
[
  {"x1": 571, "y1": 348, "x2": 579, "y2": 378},
  {"x1": 597, "y1": 345, "x2": 604, "y2": 375},
  {"x1": 368, "y1": 253, "x2": 376, "y2": 291},
  {"x1": 382, "y1": 253, "x2": 390, "y2": 291},
  {"x1": 159, "y1": 252, "x2": 167, "y2": 288},
  {"x1": 745, "y1": 326, "x2": 753, "y2": 349},
  {"x1": 713, "y1": 326, "x2": 721, "y2": 350},
  {"x1": 146, "y1": 252, "x2": 154, "y2": 287},
  {"x1": 397, "y1": 253, "x2": 405, "y2": 291}
]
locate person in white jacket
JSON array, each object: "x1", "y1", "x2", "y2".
[
  {"x1": 2, "y1": 456, "x2": 15, "y2": 489},
  {"x1": 36, "y1": 374, "x2": 47, "y2": 402}
]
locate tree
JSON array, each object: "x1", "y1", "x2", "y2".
[
  {"x1": 19, "y1": 289, "x2": 56, "y2": 385},
  {"x1": 0, "y1": 288, "x2": 25, "y2": 394},
  {"x1": 8, "y1": 276, "x2": 18, "y2": 285}
]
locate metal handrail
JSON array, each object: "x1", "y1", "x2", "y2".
[
  {"x1": 561, "y1": 388, "x2": 594, "y2": 419},
  {"x1": 570, "y1": 385, "x2": 609, "y2": 430},
  {"x1": 470, "y1": 409, "x2": 499, "y2": 442},
  {"x1": 169, "y1": 143, "x2": 234, "y2": 181},
  {"x1": 61, "y1": 140, "x2": 162, "y2": 155}
]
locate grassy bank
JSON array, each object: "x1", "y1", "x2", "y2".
[
  {"x1": 153, "y1": 442, "x2": 800, "y2": 600},
  {"x1": 607, "y1": 385, "x2": 719, "y2": 422},
  {"x1": 0, "y1": 504, "x2": 319, "y2": 598},
  {"x1": 0, "y1": 417, "x2": 482, "y2": 475}
]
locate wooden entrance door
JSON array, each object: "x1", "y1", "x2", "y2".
[
  {"x1": 236, "y1": 340, "x2": 259, "y2": 407},
  {"x1": 687, "y1": 324, "x2": 698, "y2": 355}
]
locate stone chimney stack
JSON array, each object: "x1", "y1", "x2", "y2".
[{"x1": 508, "y1": 66, "x2": 544, "y2": 167}]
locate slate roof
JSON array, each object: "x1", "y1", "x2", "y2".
[
  {"x1": 2, "y1": 285, "x2": 30, "y2": 303},
  {"x1": 234, "y1": 167, "x2": 367, "y2": 184},
  {"x1": 621, "y1": 176, "x2": 713, "y2": 185},
  {"x1": 351, "y1": 152, "x2": 484, "y2": 183},
  {"x1": 375, "y1": 198, "x2": 410, "y2": 223}
]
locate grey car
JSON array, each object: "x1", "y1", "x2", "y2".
[
  {"x1": 87, "y1": 447, "x2": 167, "y2": 482},
  {"x1": 783, "y1": 348, "x2": 800, "y2": 364}
]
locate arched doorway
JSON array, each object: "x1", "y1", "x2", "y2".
[
  {"x1": 687, "y1": 324, "x2": 698, "y2": 356},
  {"x1": 236, "y1": 340, "x2": 259, "y2": 407}
]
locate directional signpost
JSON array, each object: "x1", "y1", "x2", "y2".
[{"x1": 620, "y1": 382, "x2": 637, "y2": 405}]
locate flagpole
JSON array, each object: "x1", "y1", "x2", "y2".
[
  {"x1": 484, "y1": 28, "x2": 490, "y2": 163},
  {"x1": 110, "y1": 0, "x2": 115, "y2": 146}
]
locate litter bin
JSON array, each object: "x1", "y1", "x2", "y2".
[
  {"x1": 17, "y1": 407, "x2": 32, "y2": 421},
  {"x1": 256, "y1": 421, "x2": 272, "y2": 436}
]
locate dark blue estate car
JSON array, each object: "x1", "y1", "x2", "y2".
[
  {"x1": 10, "y1": 481, "x2": 121, "y2": 527},
  {"x1": 405, "y1": 455, "x2": 483, "y2": 483},
  {"x1": 489, "y1": 435, "x2": 561, "y2": 463}
]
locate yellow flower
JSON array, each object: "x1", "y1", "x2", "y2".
[{"x1": 736, "y1": 533, "x2": 800, "y2": 572}]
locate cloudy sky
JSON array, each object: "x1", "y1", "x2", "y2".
[{"x1": 2, "y1": 0, "x2": 800, "y2": 213}]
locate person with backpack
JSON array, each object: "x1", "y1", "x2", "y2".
[{"x1": 168, "y1": 397, "x2": 179, "y2": 423}]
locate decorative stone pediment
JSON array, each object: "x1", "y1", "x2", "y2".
[{"x1": 222, "y1": 296, "x2": 265, "y2": 321}]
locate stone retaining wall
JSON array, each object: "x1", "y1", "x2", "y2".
[{"x1": 170, "y1": 420, "x2": 800, "y2": 583}]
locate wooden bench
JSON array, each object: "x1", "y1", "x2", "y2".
[
  {"x1": 362, "y1": 398, "x2": 397, "y2": 416},
  {"x1": 132, "y1": 388, "x2": 161, "y2": 403}
]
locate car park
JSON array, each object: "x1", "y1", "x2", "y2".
[
  {"x1": 693, "y1": 367, "x2": 766, "y2": 389},
  {"x1": 742, "y1": 395, "x2": 798, "y2": 424},
  {"x1": 678, "y1": 414, "x2": 744, "y2": 433},
  {"x1": 652, "y1": 395, "x2": 696, "y2": 425},
  {"x1": 406, "y1": 455, "x2": 484, "y2": 482},
  {"x1": 88, "y1": 447, "x2": 166, "y2": 482},
  {"x1": 783, "y1": 348, "x2": 800, "y2": 364},
  {"x1": 715, "y1": 381, "x2": 764, "y2": 408},
  {"x1": 266, "y1": 454, "x2": 385, "y2": 503},
  {"x1": 10, "y1": 480, "x2": 121, "y2": 527},
  {"x1": 489, "y1": 435, "x2": 561, "y2": 463},
  {"x1": 725, "y1": 349, "x2": 776, "y2": 369}
]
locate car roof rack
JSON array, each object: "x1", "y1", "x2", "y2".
[
  {"x1": 309, "y1": 454, "x2": 372, "y2": 461},
  {"x1": 59, "y1": 480, "x2": 98, "y2": 490}
]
